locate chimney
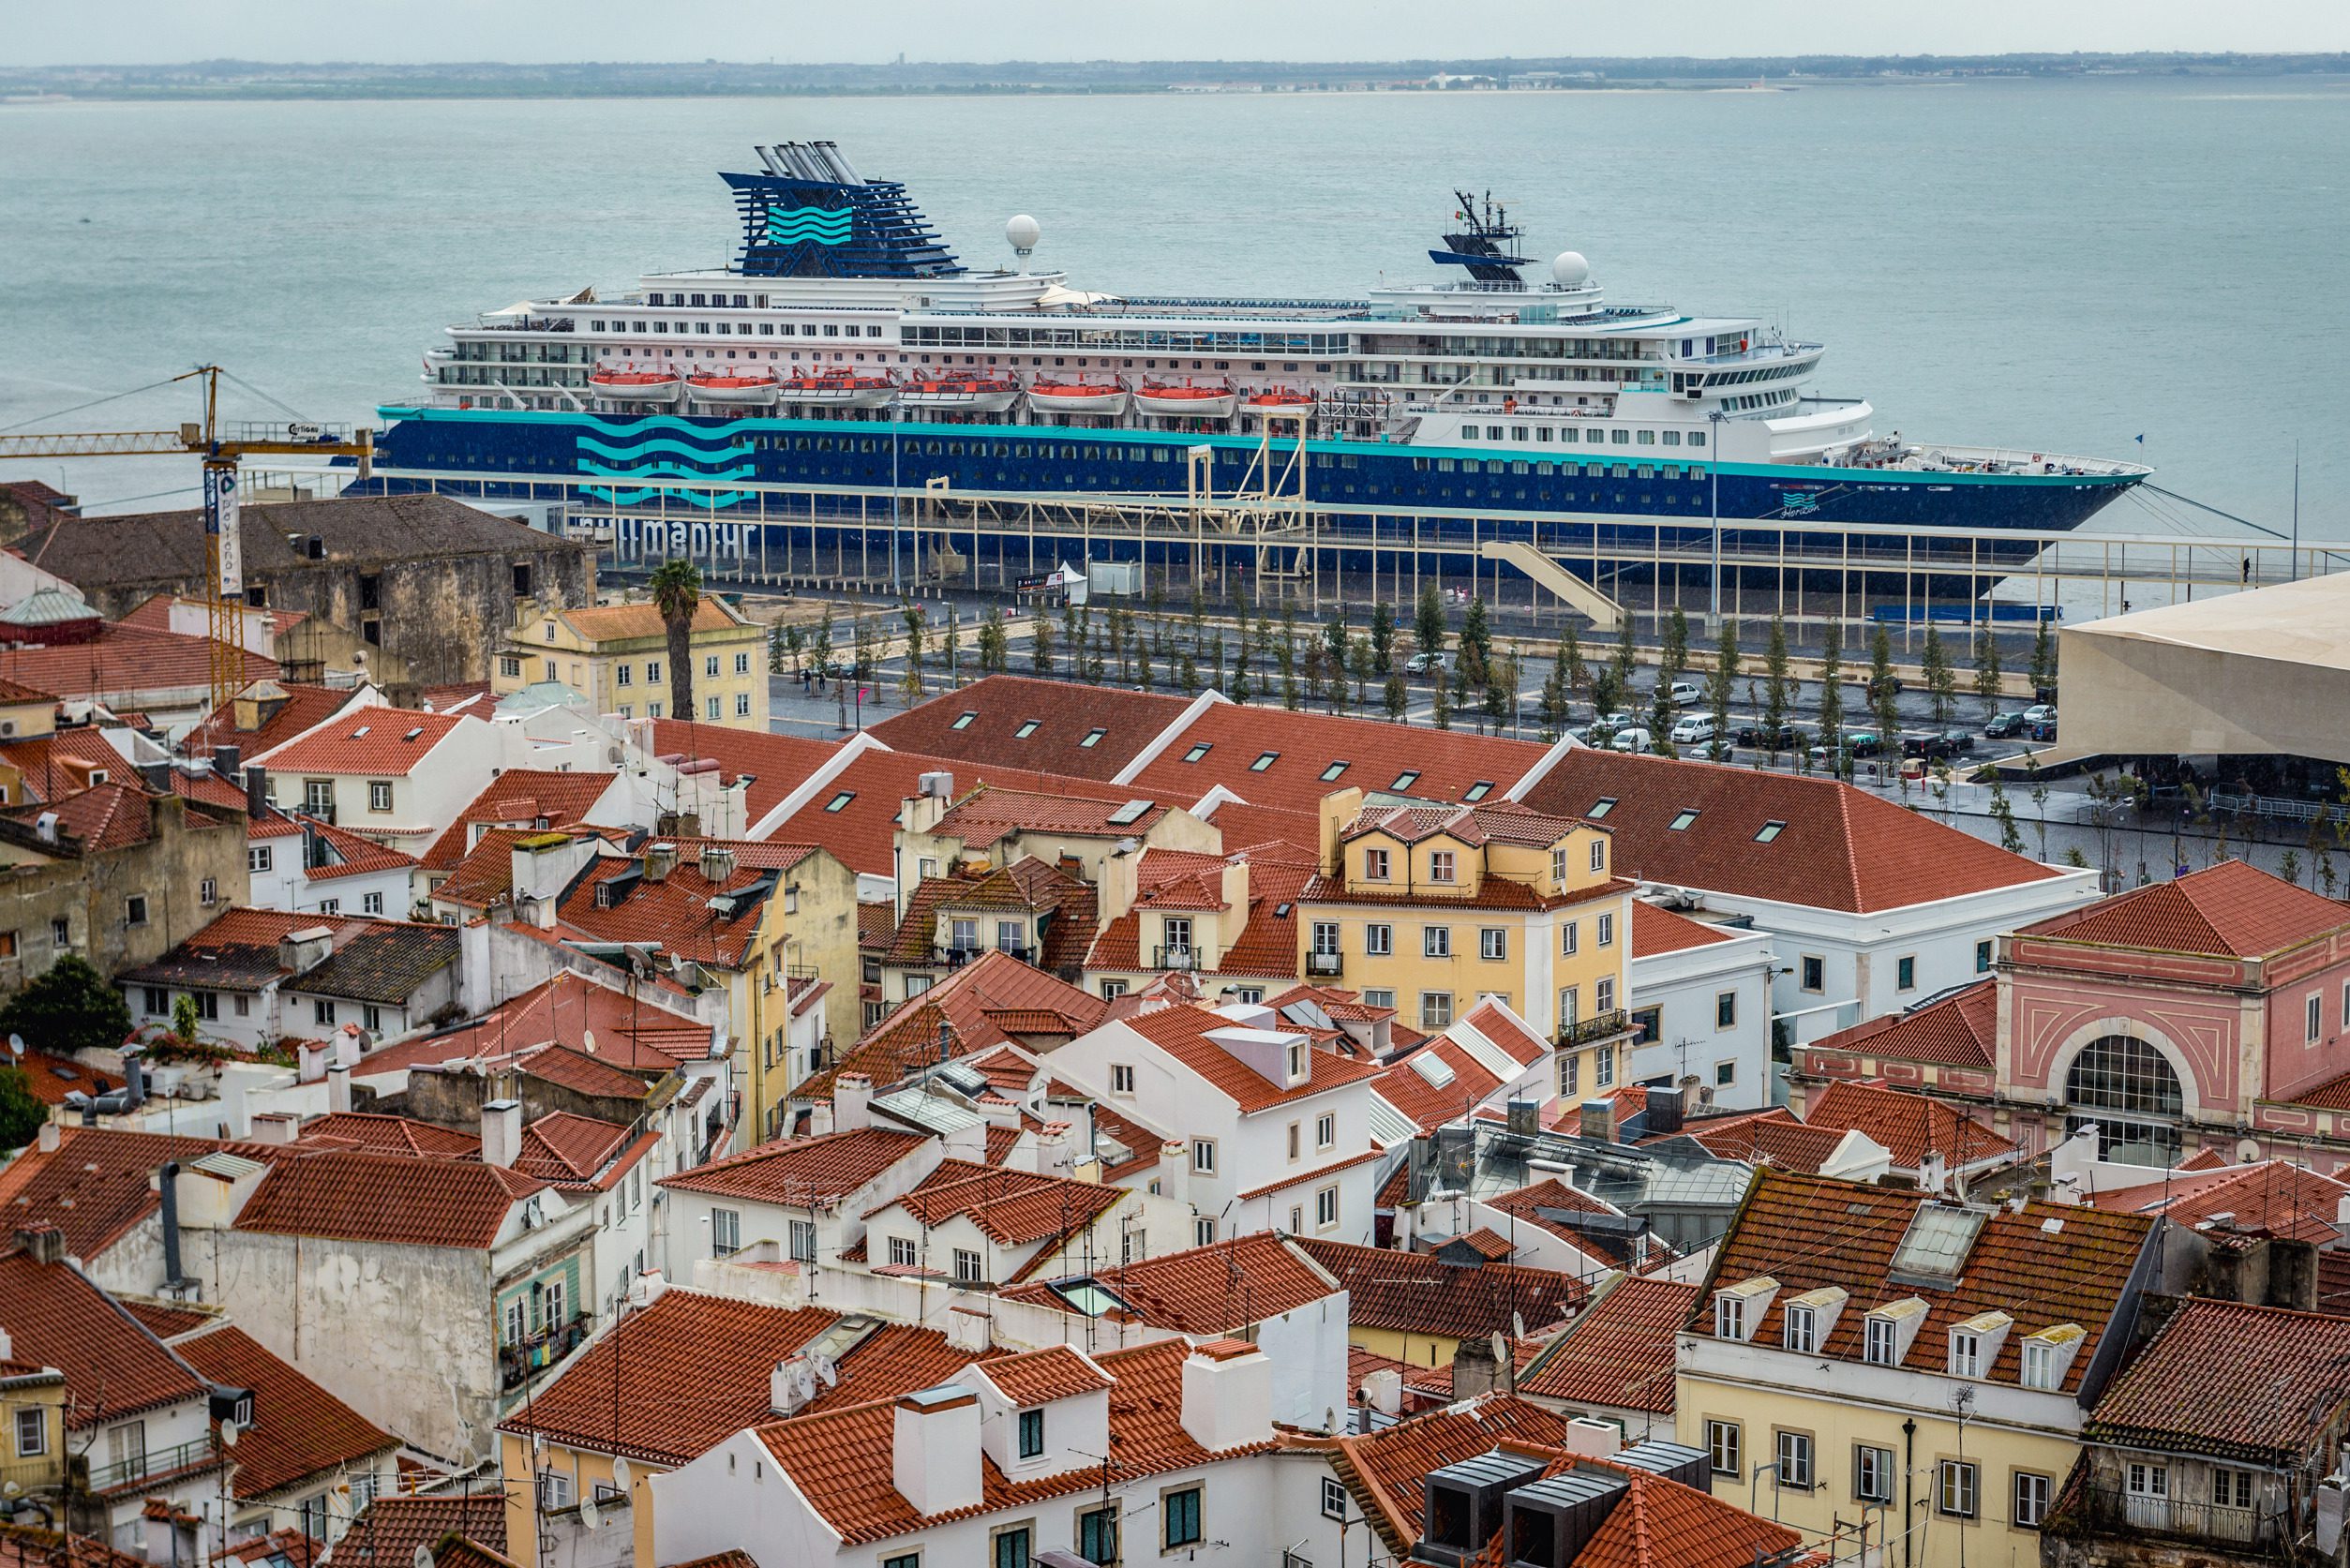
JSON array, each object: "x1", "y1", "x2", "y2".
[
  {"x1": 834, "y1": 1073, "x2": 874, "y2": 1132},
  {"x1": 325, "y1": 1063, "x2": 352, "y2": 1114},
  {"x1": 1579, "y1": 1098, "x2": 1616, "y2": 1144},
  {"x1": 482, "y1": 1098, "x2": 523, "y2": 1169},
  {"x1": 120, "y1": 1047, "x2": 146, "y2": 1111},
  {"x1": 698, "y1": 844, "x2": 736, "y2": 884},
  {"x1": 1564, "y1": 1417, "x2": 1623, "y2": 1458},
  {"x1": 249, "y1": 1112, "x2": 301, "y2": 1144},
  {"x1": 1644, "y1": 1084, "x2": 1684, "y2": 1137},
  {"x1": 1179, "y1": 1340, "x2": 1273, "y2": 1450},
  {"x1": 215, "y1": 744, "x2": 241, "y2": 784},
  {"x1": 138, "y1": 760, "x2": 172, "y2": 795},
  {"x1": 296, "y1": 1041, "x2": 327, "y2": 1083},
  {"x1": 1506, "y1": 1098, "x2": 1540, "y2": 1137},
  {"x1": 1450, "y1": 1335, "x2": 1499, "y2": 1402},
  {"x1": 1156, "y1": 1140, "x2": 1188, "y2": 1206},
  {"x1": 1362, "y1": 1366, "x2": 1402, "y2": 1415},
  {"x1": 14, "y1": 1225, "x2": 64, "y2": 1265},
  {"x1": 643, "y1": 842, "x2": 678, "y2": 882},
  {"x1": 945, "y1": 1305, "x2": 994, "y2": 1354},
  {"x1": 334, "y1": 1026, "x2": 363, "y2": 1069},
  {"x1": 1033, "y1": 1123, "x2": 1074, "y2": 1179},
  {"x1": 1920, "y1": 1149, "x2": 1948, "y2": 1195},
  {"x1": 278, "y1": 925, "x2": 334, "y2": 978},
  {"x1": 807, "y1": 1101, "x2": 834, "y2": 1137},
  {"x1": 158, "y1": 1160, "x2": 188, "y2": 1292},
  {"x1": 891, "y1": 1386, "x2": 984, "y2": 1516},
  {"x1": 245, "y1": 763, "x2": 269, "y2": 819},
  {"x1": 37, "y1": 1120, "x2": 59, "y2": 1153}
]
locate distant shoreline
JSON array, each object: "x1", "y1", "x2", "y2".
[{"x1": 5, "y1": 52, "x2": 2347, "y2": 103}]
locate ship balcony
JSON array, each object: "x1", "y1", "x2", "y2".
[{"x1": 1683, "y1": 341, "x2": 1821, "y2": 366}]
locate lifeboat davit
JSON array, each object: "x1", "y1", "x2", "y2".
[
  {"x1": 1025, "y1": 380, "x2": 1129, "y2": 416},
  {"x1": 685, "y1": 369, "x2": 780, "y2": 408},
  {"x1": 779, "y1": 368, "x2": 899, "y2": 410},
  {"x1": 589, "y1": 365, "x2": 683, "y2": 406},
  {"x1": 1134, "y1": 381, "x2": 1237, "y2": 420},
  {"x1": 897, "y1": 376, "x2": 1020, "y2": 413},
  {"x1": 1246, "y1": 388, "x2": 1315, "y2": 422}
]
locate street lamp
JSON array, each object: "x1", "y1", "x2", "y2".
[{"x1": 1707, "y1": 408, "x2": 1725, "y2": 637}]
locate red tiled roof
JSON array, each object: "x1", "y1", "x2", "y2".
[
  {"x1": 764, "y1": 744, "x2": 1144, "y2": 877},
  {"x1": 0, "y1": 1127, "x2": 268, "y2": 1262},
  {"x1": 0, "y1": 728, "x2": 141, "y2": 806},
  {"x1": 799, "y1": 1322, "x2": 1002, "y2": 1413},
  {"x1": 0, "y1": 1250, "x2": 207, "y2": 1427},
  {"x1": 0, "y1": 783, "x2": 156, "y2": 853},
  {"x1": 1477, "y1": 1178, "x2": 1656, "y2": 1269},
  {"x1": 523, "y1": 1044, "x2": 664, "y2": 1101},
  {"x1": 1216, "y1": 852, "x2": 1316, "y2": 978},
  {"x1": 1631, "y1": 900, "x2": 1736, "y2": 957},
  {"x1": 557, "y1": 840, "x2": 816, "y2": 969},
  {"x1": 418, "y1": 769, "x2": 621, "y2": 871},
  {"x1": 1680, "y1": 1110, "x2": 1857, "y2": 1175},
  {"x1": 2086, "y1": 1296, "x2": 2350, "y2": 1463},
  {"x1": 658, "y1": 1127, "x2": 928, "y2": 1207},
  {"x1": 1519, "y1": 749, "x2": 2059, "y2": 914},
  {"x1": 183, "y1": 681, "x2": 355, "y2": 760},
  {"x1": 498, "y1": 1290, "x2": 839, "y2": 1463},
  {"x1": 647, "y1": 719, "x2": 841, "y2": 828},
  {"x1": 932, "y1": 784, "x2": 1168, "y2": 847},
  {"x1": 2024, "y1": 858, "x2": 2350, "y2": 958},
  {"x1": 296, "y1": 1113, "x2": 481, "y2": 1157},
  {"x1": 254, "y1": 709, "x2": 466, "y2": 777},
  {"x1": 234, "y1": 1149, "x2": 546, "y2": 1248},
  {"x1": 886, "y1": 857, "x2": 1096, "y2": 969},
  {"x1": 361, "y1": 969, "x2": 712, "y2": 1077},
  {"x1": 752, "y1": 1337, "x2": 1266, "y2": 1545},
  {"x1": 4, "y1": 1049, "x2": 118, "y2": 1106},
  {"x1": 1295, "y1": 1237, "x2": 1592, "y2": 1336},
  {"x1": 972, "y1": 1344, "x2": 1113, "y2": 1406},
  {"x1": 1575, "y1": 1466, "x2": 1805, "y2": 1568},
  {"x1": 2085, "y1": 1159, "x2": 2349, "y2": 1247},
  {"x1": 1123, "y1": 1003, "x2": 1384, "y2": 1113},
  {"x1": 1802, "y1": 1079, "x2": 2017, "y2": 1171},
  {"x1": 866, "y1": 675, "x2": 1198, "y2": 781},
  {"x1": 998, "y1": 1232, "x2": 1338, "y2": 1334},
  {"x1": 877, "y1": 1161, "x2": 1124, "y2": 1254},
  {"x1": 1126, "y1": 700, "x2": 1542, "y2": 815},
  {"x1": 329, "y1": 1493, "x2": 506, "y2": 1568},
  {"x1": 1518, "y1": 1274, "x2": 1698, "y2": 1413},
  {"x1": 119, "y1": 1301, "x2": 217, "y2": 1340},
  {"x1": 1695, "y1": 1169, "x2": 2156, "y2": 1393},
  {"x1": 1459, "y1": 998, "x2": 1549, "y2": 1067},
  {"x1": 1811, "y1": 978, "x2": 1997, "y2": 1069},
  {"x1": 0, "y1": 1523, "x2": 149, "y2": 1568},
  {"x1": 514, "y1": 1113, "x2": 642, "y2": 1187},
  {"x1": 1372, "y1": 1038, "x2": 1509, "y2": 1132},
  {"x1": 419, "y1": 679, "x2": 495, "y2": 714},
  {"x1": 299, "y1": 814, "x2": 420, "y2": 880},
  {"x1": 801, "y1": 950, "x2": 1106, "y2": 1104},
  {"x1": 1318, "y1": 1397, "x2": 1573, "y2": 1556},
  {"x1": 0, "y1": 623, "x2": 276, "y2": 709},
  {"x1": 176, "y1": 1325, "x2": 396, "y2": 1498}
]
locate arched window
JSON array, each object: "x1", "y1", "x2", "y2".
[{"x1": 2065, "y1": 1035, "x2": 2184, "y2": 1117}]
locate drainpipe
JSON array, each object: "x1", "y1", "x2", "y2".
[
  {"x1": 1902, "y1": 1416, "x2": 1917, "y2": 1568},
  {"x1": 158, "y1": 1160, "x2": 188, "y2": 1294}
]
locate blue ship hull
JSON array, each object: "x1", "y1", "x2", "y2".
[{"x1": 371, "y1": 407, "x2": 2140, "y2": 580}]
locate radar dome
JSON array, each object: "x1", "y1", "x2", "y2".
[
  {"x1": 1005, "y1": 214, "x2": 1042, "y2": 252},
  {"x1": 1551, "y1": 251, "x2": 1591, "y2": 287}
]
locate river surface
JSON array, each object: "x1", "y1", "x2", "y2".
[{"x1": 2, "y1": 80, "x2": 2343, "y2": 531}]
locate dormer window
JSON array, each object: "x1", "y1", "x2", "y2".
[
  {"x1": 1365, "y1": 848, "x2": 1390, "y2": 881},
  {"x1": 2019, "y1": 1324, "x2": 2083, "y2": 1390},
  {"x1": 1949, "y1": 1311, "x2": 2013, "y2": 1379},
  {"x1": 1783, "y1": 1304, "x2": 1816, "y2": 1353},
  {"x1": 2021, "y1": 1340, "x2": 2055, "y2": 1389},
  {"x1": 1715, "y1": 1294, "x2": 1745, "y2": 1340},
  {"x1": 1865, "y1": 1318, "x2": 1897, "y2": 1365},
  {"x1": 1429, "y1": 851, "x2": 1457, "y2": 884},
  {"x1": 1287, "y1": 1042, "x2": 1307, "y2": 1080},
  {"x1": 1017, "y1": 1408, "x2": 1044, "y2": 1458},
  {"x1": 1714, "y1": 1277, "x2": 1778, "y2": 1341},
  {"x1": 1949, "y1": 1329, "x2": 1983, "y2": 1378}
]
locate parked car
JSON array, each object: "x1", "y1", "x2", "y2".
[
  {"x1": 1597, "y1": 709, "x2": 1638, "y2": 730},
  {"x1": 1735, "y1": 723, "x2": 1808, "y2": 751},
  {"x1": 1405, "y1": 650, "x2": 1447, "y2": 675},
  {"x1": 2022, "y1": 703, "x2": 2058, "y2": 725},
  {"x1": 1937, "y1": 728, "x2": 1977, "y2": 756},
  {"x1": 1867, "y1": 675, "x2": 1905, "y2": 698},
  {"x1": 1669, "y1": 714, "x2": 1718, "y2": 745},
  {"x1": 1813, "y1": 730, "x2": 1886, "y2": 765},
  {"x1": 1899, "y1": 730, "x2": 1977, "y2": 762},
  {"x1": 1983, "y1": 711, "x2": 2028, "y2": 739},
  {"x1": 2027, "y1": 717, "x2": 2059, "y2": 742},
  {"x1": 1609, "y1": 726, "x2": 1654, "y2": 754},
  {"x1": 1666, "y1": 680, "x2": 1702, "y2": 707}
]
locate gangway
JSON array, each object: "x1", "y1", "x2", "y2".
[{"x1": 1477, "y1": 540, "x2": 1625, "y2": 633}]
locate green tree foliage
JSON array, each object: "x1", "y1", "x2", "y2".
[
  {"x1": 1763, "y1": 615, "x2": 1792, "y2": 760},
  {"x1": 899, "y1": 605, "x2": 927, "y2": 705},
  {"x1": 2028, "y1": 616, "x2": 2058, "y2": 699},
  {"x1": 1972, "y1": 627, "x2": 2003, "y2": 719},
  {"x1": 1414, "y1": 581, "x2": 1447, "y2": 665},
  {"x1": 1922, "y1": 624, "x2": 1957, "y2": 725},
  {"x1": 1817, "y1": 622, "x2": 1846, "y2": 754},
  {"x1": 1661, "y1": 607, "x2": 1689, "y2": 679},
  {"x1": 1459, "y1": 597, "x2": 1492, "y2": 686},
  {"x1": 1707, "y1": 618, "x2": 1740, "y2": 759},
  {"x1": 1869, "y1": 623, "x2": 1901, "y2": 746},
  {"x1": 1384, "y1": 672, "x2": 1408, "y2": 724},
  {"x1": 647, "y1": 559, "x2": 703, "y2": 722},
  {"x1": 0, "y1": 955, "x2": 133, "y2": 1059},
  {"x1": 1369, "y1": 601, "x2": 1396, "y2": 675},
  {"x1": 1030, "y1": 614, "x2": 1056, "y2": 678},
  {"x1": 977, "y1": 605, "x2": 1008, "y2": 674}
]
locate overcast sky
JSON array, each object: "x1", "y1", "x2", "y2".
[{"x1": 7, "y1": 0, "x2": 2348, "y2": 66}]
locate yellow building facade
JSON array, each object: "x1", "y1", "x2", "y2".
[{"x1": 496, "y1": 594, "x2": 767, "y2": 729}]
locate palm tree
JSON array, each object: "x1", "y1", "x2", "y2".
[{"x1": 648, "y1": 559, "x2": 702, "y2": 723}]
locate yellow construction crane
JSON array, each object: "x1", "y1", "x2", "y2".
[{"x1": 0, "y1": 366, "x2": 373, "y2": 726}]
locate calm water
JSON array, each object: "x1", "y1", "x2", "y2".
[{"x1": 3, "y1": 82, "x2": 2345, "y2": 533}]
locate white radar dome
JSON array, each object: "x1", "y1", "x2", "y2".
[
  {"x1": 1006, "y1": 214, "x2": 1042, "y2": 252},
  {"x1": 1551, "y1": 251, "x2": 1591, "y2": 287}
]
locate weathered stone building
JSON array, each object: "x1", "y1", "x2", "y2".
[{"x1": 19, "y1": 494, "x2": 595, "y2": 686}]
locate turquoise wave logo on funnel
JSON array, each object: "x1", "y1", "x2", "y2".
[{"x1": 764, "y1": 205, "x2": 852, "y2": 246}]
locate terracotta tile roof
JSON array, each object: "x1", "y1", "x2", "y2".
[
  {"x1": 0, "y1": 728, "x2": 142, "y2": 806},
  {"x1": 117, "y1": 907, "x2": 377, "y2": 992},
  {"x1": 0, "y1": 1523, "x2": 150, "y2": 1568},
  {"x1": 499, "y1": 1289, "x2": 839, "y2": 1463},
  {"x1": 1802, "y1": 1079, "x2": 2017, "y2": 1171},
  {"x1": 971, "y1": 1344, "x2": 1113, "y2": 1406},
  {"x1": 519, "y1": 1044, "x2": 662, "y2": 1101},
  {"x1": 797, "y1": 1322, "x2": 1002, "y2": 1413},
  {"x1": 751, "y1": 1337, "x2": 1266, "y2": 1545},
  {"x1": 1295, "y1": 1237, "x2": 1591, "y2": 1337},
  {"x1": 0, "y1": 1127, "x2": 271, "y2": 1262},
  {"x1": 648, "y1": 719, "x2": 841, "y2": 827},
  {"x1": 801, "y1": 950, "x2": 1106, "y2": 1104},
  {"x1": 296, "y1": 1113, "x2": 481, "y2": 1157},
  {"x1": 1126, "y1": 701, "x2": 1542, "y2": 815},
  {"x1": 857, "y1": 901, "x2": 896, "y2": 953},
  {"x1": 2023, "y1": 858, "x2": 2350, "y2": 958},
  {"x1": 998, "y1": 1232, "x2": 1339, "y2": 1333},
  {"x1": 933, "y1": 784, "x2": 1170, "y2": 847},
  {"x1": 556, "y1": 841, "x2": 809, "y2": 969},
  {"x1": 887, "y1": 857, "x2": 1096, "y2": 966},
  {"x1": 1680, "y1": 1110, "x2": 1858, "y2": 1175},
  {"x1": 658, "y1": 1127, "x2": 929, "y2": 1208},
  {"x1": 557, "y1": 594, "x2": 741, "y2": 644},
  {"x1": 1694, "y1": 1169, "x2": 2156, "y2": 1393},
  {"x1": 866, "y1": 675, "x2": 1198, "y2": 781},
  {"x1": 2287, "y1": 1070, "x2": 2350, "y2": 1111},
  {"x1": 183, "y1": 681, "x2": 355, "y2": 760},
  {"x1": 2088, "y1": 1296, "x2": 2350, "y2": 1464},
  {"x1": 4, "y1": 1049, "x2": 118, "y2": 1106},
  {"x1": 1121, "y1": 1003, "x2": 1384, "y2": 1113},
  {"x1": 420, "y1": 1539, "x2": 519, "y2": 1568},
  {"x1": 1519, "y1": 749, "x2": 2059, "y2": 914},
  {"x1": 328, "y1": 1493, "x2": 506, "y2": 1568},
  {"x1": 0, "y1": 783, "x2": 156, "y2": 853},
  {"x1": 418, "y1": 680, "x2": 494, "y2": 714},
  {"x1": 1518, "y1": 1274, "x2": 1698, "y2": 1413},
  {"x1": 1573, "y1": 1466, "x2": 1806, "y2": 1568},
  {"x1": 419, "y1": 770, "x2": 620, "y2": 870},
  {"x1": 1631, "y1": 900, "x2": 1737, "y2": 957},
  {"x1": 234, "y1": 1149, "x2": 545, "y2": 1249},
  {"x1": 513, "y1": 1113, "x2": 642, "y2": 1188},
  {"x1": 1318, "y1": 1397, "x2": 1573, "y2": 1556},
  {"x1": 0, "y1": 1250, "x2": 208, "y2": 1426},
  {"x1": 119, "y1": 1301, "x2": 217, "y2": 1340},
  {"x1": 877, "y1": 1161, "x2": 1124, "y2": 1253},
  {"x1": 1303, "y1": 869, "x2": 1631, "y2": 916},
  {"x1": 1459, "y1": 998, "x2": 1550, "y2": 1067},
  {"x1": 298, "y1": 815, "x2": 421, "y2": 881},
  {"x1": 360, "y1": 970, "x2": 712, "y2": 1077},
  {"x1": 254, "y1": 709, "x2": 466, "y2": 778},
  {"x1": 1372, "y1": 1038, "x2": 1509, "y2": 1132},
  {"x1": 1216, "y1": 853, "x2": 1316, "y2": 978},
  {"x1": 176, "y1": 1325, "x2": 396, "y2": 1498},
  {"x1": 1811, "y1": 978, "x2": 1997, "y2": 1069},
  {"x1": 0, "y1": 623, "x2": 276, "y2": 709},
  {"x1": 2084, "y1": 1159, "x2": 2349, "y2": 1247},
  {"x1": 764, "y1": 744, "x2": 1145, "y2": 877}
]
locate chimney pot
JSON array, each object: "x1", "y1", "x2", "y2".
[
  {"x1": 37, "y1": 1120, "x2": 60, "y2": 1154},
  {"x1": 1579, "y1": 1098, "x2": 1616, "y2": 1144},
  {"x1": 249, "y1": 1112, "x2": 301, "y2": 1145},
  {"x1": 834, "y1": 1074, "x2": 874, "y2": 1133},
  {"x1": 325, "y1": 1063, "x2": 352, "y2": 1114},
  {"x1": 482, "y1": 1098, "x2": 523, "y2": 1169},
  {"x1": 13, "y1": 1225, "x2": 64, "y2": 1265}
]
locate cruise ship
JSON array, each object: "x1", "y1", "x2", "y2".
[{"x1": 374, "y1": 141, "x2": 2148, "y2": 574}]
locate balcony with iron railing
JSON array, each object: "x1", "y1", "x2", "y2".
[
  {"x1": 2063, "y1": 1481, "x2": 2283, "y2": 1556},
  {"x1": 87, "y1": 1433, "x2": 219, "y2": 1494},
  {"x1": 1305, "y1": 950, "x2": 1344, "y2": 978},
  {"x1": 936, "y1": 943, "x2": 1032, "y2": 969},
  {"x1": 498, "y1": 1311, "x2": 594, "y2": 1393},
  {"x1": 1557, "y1": 1008, "x2": 1632, "y2": 1048},
  {"x1": 1154, "y1": 946, "x2": 1201, "y2": 972}
]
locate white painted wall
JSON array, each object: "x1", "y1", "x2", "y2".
[{"x1": 1628, "y1": 921, "x2": 1776, "y2": 1110}]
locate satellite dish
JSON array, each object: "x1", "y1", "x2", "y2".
[
  {"x1": 610, "y1": 1457, "x2": 632, "y2": 1492},
  {"x1": 1513, "y1": 1311, "x2": 1527, "y2": 1341},
  {"x1": 7, "y1": 1034, "x2": 22, "y2": 1057},
  {"x1": 1005, "y1": 214, "x2": 1041, "y2": 256},
  {"x1": 580, "y1": 1493, "x2": 602, "y2": 1531},
  {"x1": 413, "y1": 1548, "x2": 434, "y2": 1568},
  {"x1": 582, "y1": 1029, "x2": 597, "y2": 1056},
  {"x1": 219, "y1": 1420, "x2": 240, "y2": 1447}
]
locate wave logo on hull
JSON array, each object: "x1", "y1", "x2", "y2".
[{"x1": 764, "y1": 205, "x2": 852, "y2": 246}]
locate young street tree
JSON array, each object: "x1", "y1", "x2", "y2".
[
  {"x1": 1414, "y1": 581, "x2": 1447, "y2": 668},
  {"x1": 1972, "y1": 627, "x2": 2003, "y2": 719},
  {"x1": 1459, "y1": 596, "x2": 1493, "y2": 687},
  {"x1": 1612, "y1": 611, "x2": 1638, "y2": 694},
  {"x1": 1869, "y1": 623, "x2": 1901, "y2": 748},
  {"x1": 1030, "y1": 614, "x2": 1056, "y2": 678},
  {"x1": 1707, "y1": 618, "x2": 1740, "y2": 759},
  {"x1": 2028, "y1": 616, "x2": 2058, "y2": 699},
  {"x1": 899, "y1": 605, "x2": 927, "y2": 705},
  {"x1": 1817, "y1": 622, "x2": 1846, "y2": 758},
  {"x1": 648, "y1": 559, "x2": 702, "y2": 723},
  {"x1": 1762, "y1": 615, "x2": 1793, "y2": 762},
  {"x1": 977, "y1": 605, "x2": 1008, "y2": 674},
  {"x1": 1922, "y1": 623, "x2": 1958, "y2": 725},
  {"x1": 1384, "y1": 671, "x2": 1408, "y2": 724},
  {"x1": 1661, "y1": 607, "x2": 1690, "y2": 679},
  {"x1": 1559, "y1": 624, "x2": 1586, "y2": 707},
  {"x1": 1369, "y1": 600, "x2": 1396, "y2": 675}
]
